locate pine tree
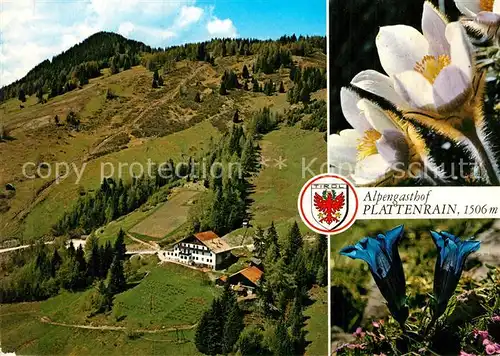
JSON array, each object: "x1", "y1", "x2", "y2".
[
  {"x1": 252, "y1": 78, "x2": 260, "y2": 93},
  {"x1": 195, "y1": 310, "x2": 211, "y2": 354},
  {"x1": 107, "y1": 256, "x2": 126, "y2": 295},
  {"x1": 75, "y1": 245, "x2": 87, "y2": 274},
  {"x1": 153, "y1": 69, "x2": 159, "y2": 82},
  {"x1": 206, "y1": 299, "x2": 224, "y2": 355},
  {"x1": 288, "y1": 290, "x2": 305, "y2": 352},
  {"x1": 242, "y1": 64, "x2": 250, "y2": 79},
  {"x1": 289, "y1": 221, "x2": 303, "y2": 251},
  {"x1": 279, "y1": 81, "x2": 285, "y2": 93},
  {"x1": 67, "y1": 241, "x2": 76, "y2": 258},
  {"x1": 36, "y1": 87, "x2": 44, "y2": 103},
  {"x1": 50, "y1": 249, "x2": 62, "y2": 277},
  {"x1": 114, "y1": 229, "x2": 126, "y2": 261},
  {"x1": 266, "y1": 222, "x2": 279, "y2": 248},
  {"x1": 219, "y1": 81, "x2": 227, "y2": 95},
  {"x1": 158, "y1": 76, "x2": 164, "y2": 86},
  {"x1": 222, "y1": 302, "x2": 244, "y2": 354},
  {"x1": 152, "y1": 79, "x2": 158, "y2": 88},
  {"x1": 86, "y1": 236, "x2": 101, "y2": 280},
  {"x1": 253, "y1": 226, "x2": 265, "y2": 259},
  {"x1": 18, "y1": 89, "x2": 26, "y2": 103},
  {"x1": 273, "y1": 318, "x2": 294, "y2": 356},
  {"x1": 123, "y1": 55, "x2": 131, "y2": 70},
  {"x1": 232, "y1": 109, "x2": 240, "y2": 123}
]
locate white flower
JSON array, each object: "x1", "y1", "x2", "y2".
[
  {"x1": 454, "y1": 0, "x2": 499, "y2": 17},
  {"x1": 329, "y1": 88, "x2": 410, "y2": 185},
  {"x1": 455, "y1": 0, "x2": 500, "y2": 45},
  {"x1": 353, "y1": 2, "x2": 474, "y2": 113}
]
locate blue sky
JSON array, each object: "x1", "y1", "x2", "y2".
[{"x1": 0, "y1": 0, "x2": 326, "y2": 87}]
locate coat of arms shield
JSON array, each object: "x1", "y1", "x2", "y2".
[{"x1": 311, "y1": 183, "x2": 348, "y2": 231}]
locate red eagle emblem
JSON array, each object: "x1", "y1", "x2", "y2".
[{"x1": 313, "y1": 190, "x2": 345, "y2": 225}]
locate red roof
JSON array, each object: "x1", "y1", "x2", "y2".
[
  {"x1": 194, "y1": 231, "x2": 219, "y2": 242},
  {"x1": 239, "y1": 266, "x2": 263, "y2": 284}
]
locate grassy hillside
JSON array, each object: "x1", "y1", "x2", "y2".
[
  {"x1": 0, "y1": 46, "x2": 325, "y2": 243},
  {"x1": 0, "y1": 33, "x2": 327, "y2": 356}
]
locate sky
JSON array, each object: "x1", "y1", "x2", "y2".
[{"x1": 0, "y1": 0, "x2": 326, "y2": 87}]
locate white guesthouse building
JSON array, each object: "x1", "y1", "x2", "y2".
[{"x1": 160, "y1": 231, "x2": 232, "y2": 270}]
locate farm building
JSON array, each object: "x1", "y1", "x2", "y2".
[
  {"x1": 218, "y1": 266, "x2": 264, "y2": 296},
  {"x1": 160, "y1": 231, "x2": 232, "y2": 270}
]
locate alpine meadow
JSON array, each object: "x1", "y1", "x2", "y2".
[{"x1": 0, "y1": 24, "x2": 328, "y2": 356}]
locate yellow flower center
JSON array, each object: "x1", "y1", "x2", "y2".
[
  {"x1": 357, "y1": 129, "x2": 382, "y2": 161},
  {"x1": 480, "y1": 0, "x2": 494, "y2": 11},
  {"x1": 414, "y1": 55, "x2": 451, "y2": 84}
]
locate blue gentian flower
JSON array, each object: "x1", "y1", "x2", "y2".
[
  {"x1": 340, "y1": 225, "x2": 408, "y2": 327},
  {"x1": 430, "y1": 231, "x2": 481, "y2": 319}
]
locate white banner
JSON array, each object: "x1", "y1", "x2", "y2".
[{"x1": 356, "y1": 187, "x2": 500, "y2": 220}]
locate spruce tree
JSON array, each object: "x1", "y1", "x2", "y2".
[
  {"x1": 222, "y1": 303, "x2": 244, "y2": 354},
  {"x1": 107, "y1": 256, "x2": 126, "y2": 295},
  {"x1": 75, "y1": 245, "x2": 87, "y2": 274},
  {"x1": 279, "y1": 81, "x2": 285, "y2": 93},
  {"x1": 266, "y1": 222, "x2": 279, "y2": 248},
  {"x1": 158, "y1": 76, "x2": 164, "y2": 86},
  {"x1": 219, "y1": 81, "x2": 227, "y2": 95},
  {"x1": 18, "y1": 89, "x2": 26, "y2": 103},
  {"x1": 253, "y1": 226, "x2": 265, "y2": 259},
  {"x1": 86, "y1": 236, "x2": 101, "y2": 280},
  {"x1": 67, "y1": 240, "x2": 76, "y2": 258},
  {"x1": 195, "y1": 310, "x2": 211, "y2": 354},
  {"x1": 252, "y1": 78, "x2": 260, "y2": 92},
  {"x1": 288, "y1": 290, "x2": 305, "y2": 352},
  {"x1": 37, "y1": 87, "x2": 44, "y2": 103},
  {"x1": 50, "y1": 249, "x2": 62, "y2": 277},
  {"x1": 232, "y1": 109, "x2": 239, "y2": 123},
  {"x1": 242, "y1": 64, "x2": 250, "y2": 79},
  {"x1": 273, "y1": 318, "x2": 294, "y2": 356},
  {"x1": 114, "y1": 229, "x2": 126, "y2": 261},
  {"x1": 153, "y1": 69, "x2": 159, "y2": 82}
]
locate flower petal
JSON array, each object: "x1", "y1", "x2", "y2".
[
  {"x1": 476, "y1": 11, "x2": 500, "y2": 25},
  {"x1": 340, "y1": 87, "x2": 372, "y2": 133},
  {"x1": 494, "y1": 0, "x2": 500, "y2": 14},
  {"x1": 357, "y1": 99, "x2": 399, "y2": 133},
  {"x1": 351, "y1": 70, "x2": 408, "y2": 109},
  {"x1": 454, "y1": 0, "x2": 481, "y2": 16},
  {"x1": 446, "y1": 22, "x2": 473, "y2": 80},
  {"x1": 394, "y1": 70, "x2": 436, "y2": 110},
  {"x1": 376, "y1": 25, "x2": 430, "y2": 77},
  {"x1": 329, "y1": 130, "x2": 359, "y2": 161},
  {"x1": 375, "y1": 129, "x2": 410, "y2": 166},
  {"x1": 433, "y1": 65, "x2": 470, "y2": 111},
  {"x1": 422, "y1": 2, "x2": 450, "y2": 56},
  {"x1": 354, "y1": 154, "x2": 392, "y2": 183}
]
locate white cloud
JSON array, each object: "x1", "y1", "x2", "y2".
[
  {"x1": 206, "y1": 17, "x2": 238, "y2": 38},
  {"x1": 118, "y1": 22, "x2": 135, "y2": 37},
  {"x1": 176, "y1": 6, "x2": 204, "y2": 28},
  {"x1": 0, "y1": 1, "x2": 238, "y2": 86}
]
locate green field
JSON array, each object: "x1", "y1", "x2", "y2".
[
  {"x1": 0, "y1": 263, "x2": 216, "y2": 355},
  {"x1": 304, "y1": 286, "x2": 328, "y2": 356},
  {"x1": 129, "y1": 189, "x2": 200, "y2": 239}
]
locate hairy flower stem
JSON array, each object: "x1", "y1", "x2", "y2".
[{"x1": 464, "y1": 129, "x2": 500, "y2": 185}]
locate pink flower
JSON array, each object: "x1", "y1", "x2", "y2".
[
  {"x1": 372, "y1": 321, "x2": 380, "y2": 328},
  {"x1": 492, "y1": 315, "x2": 500, "y2": 322},
  {"x1": 473, "y1": 329, "x2": 489, "y2": 341},
  {"x1": 459, "y1": 351, "x2": 477, "y2": 356},
  {"x1": 485, "y1": 344, "x2": 497, "y2": 355},
  {"x1": 353, "y1": 327, "x2": 366, "y2": 338},
  {"x1": 346, "y1": 343, "x2": 366, "y2": 350}
]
